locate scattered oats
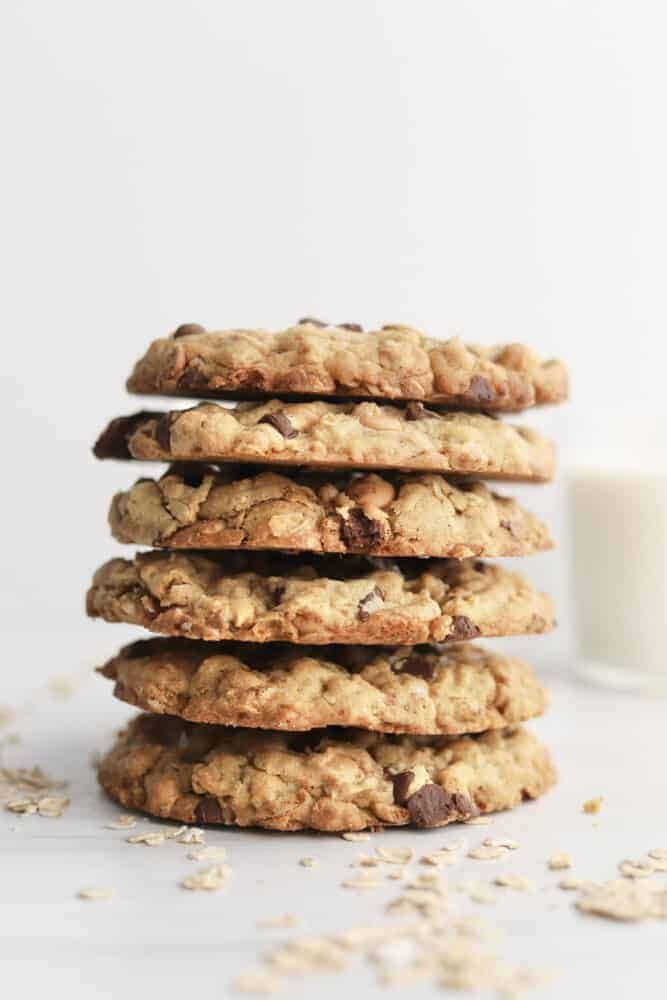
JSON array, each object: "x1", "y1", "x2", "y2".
[
  {"x1": 406, "y1": 873, "x2": 442, "y2": 891},
  {"x1": 376, "y1": 846, "x2": 413, "y2": 865},
  {"x1": 483, "y1": 837, "x2": 519, "y2": 851},
  {"x1": 266, "y1": 937, "x2": 348, "y2": 973},
  {"x1": 77, "y1": 886, "x2": 113, "y2": 901},
  {"x1": 341, "y1": 875, "x2": 382, "y2": 890},
  {"x1": 547, "y1": 852, "x2": 572, "y2": 870},
  {"x1": 233, "y1": 969, "x2": 283, "y2": 995},
  {"x1": 175, "y1": 827, "x2": 205, "y2": 844},
  {"x1": 300, "y1": 856, "x2": 318, "y2": 868},
  {"x1": 441, "y1": 838, "x2": 466, "y2": 852},
  {"x1": 182, "y1": 864, "x2": 229, "y2": 891},
  {"x1": 649, "y1": 848, "x2": 667, "y2": 861},
  {"x1": 126, "y1": 831, "x2": 165, "y2": 847},
  {"x1": 577, "y1": 881, "x2": 667, "y2": 921},
  {"x1": 558, "y1": 877, "x2": 585, "y2": 891},
  {"x1": 341, "y1": 832, "x2": 370, "y2": 842},
  {"x1": 468, "y1": 844, "x2": 509, "y2": 861},
  {"x1": 0, "y1": 765, "x2": 67, "y2": 794},
  {"x1": 48, "y1": 674, "x2": 84, "y2": 700},
  {"x1": 256, "y1": 914, "x2": 300, "y2": 929},
  {"x1": 582, "y1": 796, "x2": 603, "y2": 814},
  {"x1": 421, "y1": 850, "x2": 459, "y2": 867},
  {"x1": 465, "y1": 815, "x2": 493, "y2": 826},
  {"x1": 36, "y1": 795, "x2": 69, "y2": 818},
  {"x1": 646, "y1": 857, "x2": 667, "y2": 873},
  {"x1": 105, "y1": 814, "x2": 136, "y2": 830},
  {"x1": 618, "y1": 858, "x2": 655, "y2": 879},
  {"x1": 468, "y1": 883, "x2": 497, "y2": 904},
  {"x1": 6, "y1": 798, "x2": 37, "y2": 814},
  {"x1": 355, "y1": 855, "x2": 380, "y2": 868},
  {"x1": 494, "y1": 874, "x2": 536, "y2": 892},
  {"x1": 0, "y1": 706, "x2": 16, "y2": 729},
  {"x1": 386, "y1": 869, "x2": 406, "y2": 881},
  {"x1": 188, "y1": 846, "x2": 228, "y2": 862}
]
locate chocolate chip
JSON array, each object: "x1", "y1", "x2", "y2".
[
  {"x1": 92, "y1": 411, "x2": 162, "y2": 460},
  {"x1": 340, "y1": 508, "x2": 384, "y2": 550},
  {"x1": 468, "y1": 375, "x2": 495, "y2": 404},
  {"x1": 398, "y1": 654, "x2": 435, "y2": 680},
  {"x1": 338, "y1": 322, "x2": 363, "y2": 332},
  {"x1": 195, "y1": 796, "x2": 223, "y2": 824},
  {"x1": 155, "y1": 413, "x2": 176, "y2": 452},
  {"x1": 357, "y1": 585, "x2": 385, "y2": 622},
  {"x1": 172, "y1": 464, "x2": 206, "y2": 488},
  {"x1": 270, "y1": 582, "x2": 286, "y2": 606},
  {"x1": 406, "y1": 783, "x2": 453, "y2": 827},
  {"x1": 405, "y1": 401, "x2": 435, "y2": 421},
  {"x1": 260, "y1": 412, "x2": 297, "y2": 439},
  {"x1": 178, "y1": 368, "x2": 209, "y2": 391},
  {"x1": 448, "y1": 615, "x2": 481, "y2": 640},
  {"x1": 391, "y1": 771, "x2": 414, "y2": 806},
  {"x1": 297, "y1": 317, "x2": 327, "y2": 327},
  {"x1": 173, "y1": 323, "x2": 206, "y2": 338},
  {"x1": 138, "y1": 714, "x2": 184, "y2": 747}
]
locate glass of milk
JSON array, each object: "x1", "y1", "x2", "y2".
[{"x1": 568, "y1": 453, "x2": 667, "y2": 695}]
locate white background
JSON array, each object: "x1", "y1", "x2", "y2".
[
  {"x1": 1, "y1": 0, "x2": 666, "y2": 678},
  {"x1": 1, "y1": 5, "x2": 667, "y2": 998}
]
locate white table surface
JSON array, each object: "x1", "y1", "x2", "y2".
[{"x1": 2, "y1": 640, "x2": 666, "y2": 1000}]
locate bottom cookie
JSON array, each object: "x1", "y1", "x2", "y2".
[{"x1": 98, "y1": 714, "x2": 555, "y2": 832}]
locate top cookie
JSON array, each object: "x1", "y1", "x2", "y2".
[{"x1": 126, "y1": 321, "x2": 568, "y2": 411}]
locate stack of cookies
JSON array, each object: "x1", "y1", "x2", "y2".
[{"x1": 89, "y1": 320, "x2": 567, "y2": 833}]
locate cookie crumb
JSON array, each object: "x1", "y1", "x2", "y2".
[
  {"x1": 77, "y1": 887, "x2": 113, "y2": 901},
  {"x1": 300, "y1": 857, "x2": 318, "y2": 868},
  {"x1": 582, "y1": 796, "x2": 603, "y2": 814},
  {"x1": 342, "y1": 832, "x2": 370, "y2": 842},
  {"x1": 547, "y1": 852, "x2": 572, "y2": 870}
]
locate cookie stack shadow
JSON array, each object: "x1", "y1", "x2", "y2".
[{"x1": 89, "y1": 320, "x2": 567, "y2": 833}]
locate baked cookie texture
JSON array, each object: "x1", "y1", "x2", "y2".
[
  {"x1": 126, "y1": 321, "x2": 568, "y2": 411},
  {"x1": 86, "y1": 551, "x2": 555, "y2": 645},
  {"x1": 93, "y1": 399, "x2": 555, "y2": 482},
  {"x1": 98, "y1": 713, "x2": 556, "y2": 831},
  {"x1": 100, "y1": 638, "x2": 549, "y2": 735},
  {"x1": 109, "y1": 464, "x2": 552, "y2": 559}
]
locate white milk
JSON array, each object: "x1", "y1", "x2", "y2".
[{"x1": 568, "y1": 463, "x2": 667, "y2": 693}]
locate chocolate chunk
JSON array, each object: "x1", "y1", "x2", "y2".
[
  {"x1": 468, "y1": 375, "x2": 496, "y2": 404},
  {"x1": 93, "y1": 411, "x2": 161, "y2": 460},
  {"x1": 173, "y1": 323, "x2": 206, "y2": 338},
  {"x1": 340, "y1": 508, "x2": 384, "y2": 550},
  {"x1": 357, "y1": 585, "x2": 385, "y2": 622},
  {"x1": 448, "y1": 615, "x2": 481, "y2": 640},
  {"x1": 405, "y1": 401, "x2": 434, "y2": 421},
  {"x1": 406, "y1": 783, "x2": 453, "y2": 827},
  {"x1": 338, "y1": 322, "x2": 363, "y2": 332},
  {"x1": 171, "y1": 464, "x2": 206, "y2": 488},
  {"x1": 270, "y1": 582, "x2": 286, "y2": 606},
  {"x1": 138, "y1": 714, "x2": 184, "y2": 747},
  {"x1": 398, "y1": 654, "x2": 435, "y2": 680},
  {"x1": 195, "y1": 796, "x2": 223, "y2": 824},
  {"x1": 452, "y1": 792, "x2": 478, "y2": 818},
  {"x1": 297, "y1": 317, "x2": 327, "y2": 327},
  {"x1": 178, "y1": 368, "x2": 210, "y2": 391},
  {"x1": 391, "y1": 770, "x2": 415, "y2": 806},
  {"x1": 260, "y1": 412, "x2": 297, "y2": 439},
  {"x1": 155, "y1": 413, "x2": 176, "y2": 452}
]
